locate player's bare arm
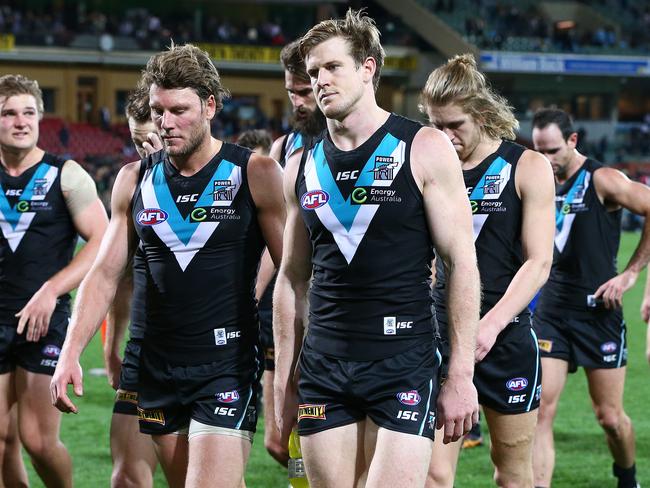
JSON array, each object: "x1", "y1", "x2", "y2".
[
  {"x1": 272, "y1": 149, "x2": 312, "y2": 446},
  {"x1": 593, "y1": 167, "x2": 650, "y2": 308},
  {"x1": 50, "y1": 161, "x2": 141, "y2": 413},
  {"x1": 104, "y1": 271, "x2": 133, "y2": 390},
  {"x1": 412, "y1": 127, "x2": 480, "y2": 444},
  {"x1": 16, "y1": 160, "x2": 108, "y2": 342},
  {"x1": 475, "y1": 150, "x2": 555, "y2": 361}
]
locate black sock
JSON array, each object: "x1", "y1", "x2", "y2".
[{"x1": 613, "y1": 462, "x2": 637, "y2": 488}]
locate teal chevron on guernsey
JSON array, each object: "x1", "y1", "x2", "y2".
[
  {"x1": 0, "y1": 162, "x2": 59, "y2": 252},
  {"x1": 139, "y1": 160, "x2": 242, "y2": 271},
  {"x1": 554, "y1": 169, "x2": 589, "y2": 253},
  {"x1": 304, "y1": 132, "x2": 406, "y2": 264}
]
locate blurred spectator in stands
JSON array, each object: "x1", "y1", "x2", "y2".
[
  {"x1": 58, "y1": 122, "x2": 69, "y2": 148},
  {"x1": 100, "y1": 106, "x2": 111, "y2": 131}
]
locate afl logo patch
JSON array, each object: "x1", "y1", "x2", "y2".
[
  {"x1": 42, "y1": 344, "x2": 61, "y2": 358},
  {"x1": 300, "y1": 190, "x2": 329, "y2": 210},
  {"x1": 216, "y1": 391, "x2": 240, "y2": 403},
  {"x1": 396, "y1": 390, "x2": 421, "y2": 406},
  {"x1": 600, "y1": 341, "x2": 617, "y2": 353},
  {"x1": 506, "y1": 377, "x2": 528, "y2": 391},
  {"x1": 136, "y1": 208, "x2": 168, "y2": 226}
]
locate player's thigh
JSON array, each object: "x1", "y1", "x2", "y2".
[
  {"x1": 15, "y1": 368, "x2": 62, "y2": 443},
  {"x1": 301, "y1": 420, "x2": 366, "y2": 488},
  {"x1": 483, "y1": 406, "x2": 537, "y2": 472},
  {"x1": 366, "y1": 421, "x2": 433, "y2": 488},
  {"x1": 585, "y1": 367, "x2": 626, "y2": 414},
  {"x1": 539, "y1": 357, "x2": 569, "y2": 408},
  {"x1": 186, "y1": 423, "x2": 252, "y2": 488},
  {"x1": 111, "y1": 412, "x2": 157, "y2": 468}
]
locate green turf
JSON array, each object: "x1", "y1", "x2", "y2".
[{"x1": 22, "y1": 232, "x2": 650, "y2": 487}]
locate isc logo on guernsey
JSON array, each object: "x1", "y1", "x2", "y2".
[
  {"x1": 137, "y1": 208, "x2": 168, "y2": 226},
  {"x1": 301, "y1": 190, "x2": 329, "y2": 210}
]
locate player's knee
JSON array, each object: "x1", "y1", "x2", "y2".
[
  {"x1": 21, "y1": 435, "x2": 59, "y2": 461},
  {"x1": 426, "y1": 461, "x2": 455, "y2": 488},
  {"x1": 111, "y1": 466, "x2": 152, "y2": 488},
  {"x1": 494, "y1": 469, "x2": 531, "y2": 488},
  {"x1": 595, "y1": 407, "x2": 628, "y2": 437}
]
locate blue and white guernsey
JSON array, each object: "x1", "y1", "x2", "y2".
[
  {"x1": 297, "y1": 114, "x2": 434, "y2": 361},
  {"x1": 537, "y1": 158, "x2": 621, "y2": 319},
  {"x1": 0, "y1": 154, "x2": 76, "y2": 325},
  {"x1": 131, "y1": 145, "x2": 265, "y2": 365}
]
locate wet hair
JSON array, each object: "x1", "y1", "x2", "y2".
[
  {"x1": 419, "y1": 54, "x2": 518, "y2": 140},
  {"x1": 141, "y1": 43, "x2": 230, "y2": 113},
  {"x1": 0, "y1": 74, "x2": 44, "y2": 117},
  {"x1": 532, "y1": 108, "x2": 575, "y2": 140},
  {"x1": 299, "y1": 8, "x2": 385, "y2": 91}
]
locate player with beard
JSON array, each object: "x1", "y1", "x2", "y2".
[
  {"x1": 256, "y1": 39, "x2": 326, "y2": 468},
  {"x1": 51, "y1": 44, "x2": 285, "y2": 488}
]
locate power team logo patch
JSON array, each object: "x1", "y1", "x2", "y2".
[
  {"x1": 300, "y1": 190, "x2": 329, "y2": 210},
  {"x1": 136, "y1": 208, "x2": 168, "y2": 226},
  {"x1": 482, "y1": 175, "x2": 502, "y2": 195},
  {"x1": 213, "y1": 180, "x2": 236, "y2": 202},
  {"x1": 298, "y1": 404, "x2": 326, "y2": 421},
  {"x1": 138, "y1": 407, "x2": 165, "y2": 425},
  {"x1": 372, "y1": 156, "x2": 395, "y2": 181}
]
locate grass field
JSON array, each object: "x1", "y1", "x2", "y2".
[{"x1": 21, "y1": 232, "x2": 650, "y2": 487}]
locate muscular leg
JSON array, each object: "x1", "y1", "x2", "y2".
[
  {"x1": 533, "y1": 358, "x2": 568, "y2": 487},
  {"x1": 110, "y1": 412, "x2": 157, "y2": 488},
  {"x1": 151, "y1": 433, "x2": 188, "y2": 488},
  {"x1": 262, "y1": 371, "x2": 288, "y2": 466},
  {"x1": 365, "y1": 419, "x2": 433, "y2": 488},
  {"x1": 185, "y1": 433, "x2": 251, "y2": 488},
  {"x1": 425, "y1": 430, "x2": 462, "y2": 488},
  {"x1": 585, "y1": 367, "x2": 635, "y2": 469},
  {"x1": 301, "y1": 421, "x2": 367, "y2": 487},
  {"x1": 15, "y1": 367, "x2": 72, "y2": 488},
  {"x1": 484, "y1": 406, "x2": 537, "y2": 488},
  {"x1": 0, "y1": 373, "x2": 28, "y2": 488}
]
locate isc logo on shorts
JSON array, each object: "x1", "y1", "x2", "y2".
[{"x1": 298, "y1": 404, "x2": 326, "y2": 421}]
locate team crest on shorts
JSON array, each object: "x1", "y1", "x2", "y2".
[
  {"x1": 298, "y1": 404, "x2": 326, "y2": 421},
  {"x1": 538, "y1": 339, "x2": 553, "y2": 353},
  {"x1": 116, "y1": 389, "x2": 138, "y2": 405}
]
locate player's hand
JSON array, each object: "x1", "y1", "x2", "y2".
[
  {"x1": 475, "y1": 318, "x2": 501, "y2": 362},
  {"x1": 16, "y1": 283, "x2": 58, "y2": 342},
  {"x1": 436, "y1": 373, "x2": 479, "y2": 444},
  {"x1": 594, "y1": 269, "x2": 638, "y2": 309},
  {"x1": 104, "y1": 349, "x2": 122, "y2": 391},
  {"x1": 142, "y1": 132, "x2": 163, "y2": 156},
  {"x1": 50, "y1": 356, "x2": 84, "y2": 413},
  {"x1": 274, "y1": 377, "x2": 298, "y2": 450}
]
